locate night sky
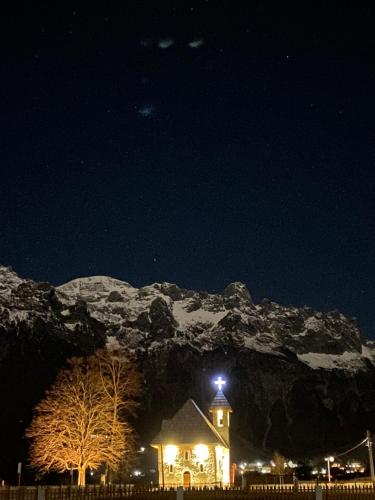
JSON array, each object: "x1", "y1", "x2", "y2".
[{"x1": 1, "y1": 3, "x2": 375, "y2": 338}]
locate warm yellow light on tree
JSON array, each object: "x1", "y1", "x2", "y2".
[
  {"x1": 25, "y1": 351, "x2": 140, "y2": 487},
  {"x1": 164, "y1": 445, "x2": 178, "y2": 464},
  {"x1": 193, "y1": 444, "x2": 209, "y2": 463}
]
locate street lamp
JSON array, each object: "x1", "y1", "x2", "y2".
[{"x1": 324, "y1": 456, "x2": 334, "y2": 482}]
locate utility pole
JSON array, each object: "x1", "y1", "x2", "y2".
[
  {"x1": 160, "y1": 444, "x2": 165, "y2": 489},
  {"x1": 324, "y1": 456, "x2": 334, "y2": 483},
  {"x1": 367, "y1": 430, "x2": 375, "y2": 485}
]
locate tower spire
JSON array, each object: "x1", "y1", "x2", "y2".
[{"x1": 209, "y1": 377, "x2": 232, "y2": 446}]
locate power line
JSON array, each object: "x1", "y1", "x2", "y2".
[{"x1": 334, "y1": 438, "x2": 368, "y2": 458}]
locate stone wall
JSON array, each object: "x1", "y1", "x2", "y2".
[{"x1": 159, "y1": 444, "x2": 224, "y2": 487}]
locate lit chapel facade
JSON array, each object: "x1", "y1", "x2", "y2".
[{"x1": 151, "y1": 386, "x2": 232, "y2": 488}]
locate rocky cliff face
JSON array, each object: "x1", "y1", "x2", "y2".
[{"x1": 0, "y1": 265, "x2": 375, "y2": 479}]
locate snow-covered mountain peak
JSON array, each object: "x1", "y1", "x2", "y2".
[
  {"x1": 0, "y1": 266, "x2": 27, "y2": 297},
  {"x1": 58, "y1": 275, "x2": 138, "y2": 304},
  {"x1": 223, "y1": 281, "x2": 251, "y2": 298},
  {"x1": 223, "y1": 281, "x2": 253, "y2": 308}
]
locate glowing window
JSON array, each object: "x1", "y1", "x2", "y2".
[
  {"x1": 193, "y1": 444, "x2": 209, "y2": 463},
  {"x1": 164, "y1": 445, "x2": 178, "y2": 465},
  {"x1": 217, "y1": 410, "x2": 224, "y2": 427}
]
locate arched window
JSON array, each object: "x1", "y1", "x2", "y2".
[
  {"x1": 199, "y1": 463, "x2": 204, "y2": 472},
  {"x1": 184, "y1": 450, "x2": 190, "y2": 460},
  {"x1": 217, "y1": 410, "x2": 224, "y2": 427},
  {"x1": 169, "y1": 464, "x2": 174, "y2": 473}
]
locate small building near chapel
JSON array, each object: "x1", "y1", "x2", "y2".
[{"x1": 151, "y1": 386, "x2": 232, "y2": 488}]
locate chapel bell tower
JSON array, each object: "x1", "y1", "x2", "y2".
[{"x1": 209, "y1": 377, "x2": 232, "y2": 446}]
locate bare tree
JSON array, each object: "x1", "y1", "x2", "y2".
[{"x1": 26, "y1": 352, "x2": 139, "y2": 485}]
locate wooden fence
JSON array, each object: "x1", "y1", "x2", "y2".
[{"x1": 0, "y1": 486, "x2": 374, "y2": 500}]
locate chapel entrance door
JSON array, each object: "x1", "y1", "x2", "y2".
[{"x1": 183, "y1": 471, "x2": 191, "y2": 488}]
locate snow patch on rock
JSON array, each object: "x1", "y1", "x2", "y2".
[
  {"x1": 297, "y1": 351, "x2": 365, "y2": 372},
  {"x1": 173, "y1": 302, "x2": 227, "y2": 327}
]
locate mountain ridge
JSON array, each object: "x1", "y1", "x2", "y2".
[
  {"x1": 1, "y1": 265, "x2": 374, "y2": 372},
  {"x1": 56, "y1": 273, "x2": 373, "y2": 373}
]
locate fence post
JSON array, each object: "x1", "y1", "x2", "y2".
[
  {"x1": 315, "y1": 485, "x2": 322, "y2": 500},
  {"x1": 241, "y1": 474, "x2": 246, "y2": 489},
  {"x1": 37, "y1": 487, "x2": 45, "y2": 500},
  {"x1": 176, "y1": 486, "x2": 183, "y2": 500}
]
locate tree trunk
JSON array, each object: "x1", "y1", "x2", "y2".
[
  {"x1": 104, "y1": 464, "x2": 111, "y2": 485},
  {"x1": 78, "y1": 467, "x2": 86, "y2": 486}
]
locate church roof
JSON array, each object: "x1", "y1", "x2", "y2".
[
  {"x1": 209, "y1": 389, "x2": 232, "y2": 411},
  {"x1": 151, "y1": 399, "x2": 228, "y2": 448}
]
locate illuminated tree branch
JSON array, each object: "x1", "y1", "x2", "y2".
[{"x1": 26, "y1": 351, "x2": 140, "y2": 486}]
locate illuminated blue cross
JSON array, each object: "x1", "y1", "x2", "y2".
[{"x1": 214, "y1": 377, "x2": 226, "y2": 391}]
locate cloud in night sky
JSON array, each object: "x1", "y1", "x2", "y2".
[
  {"x1": 158, "y1": 38, "x2": 174, "y2": 49},
  {"x1": 188, "y1": 39, "x2": 204, "y2": 48},
  {"x1": 137, "y1": 104, "x2": 156, "y2": 117}
]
